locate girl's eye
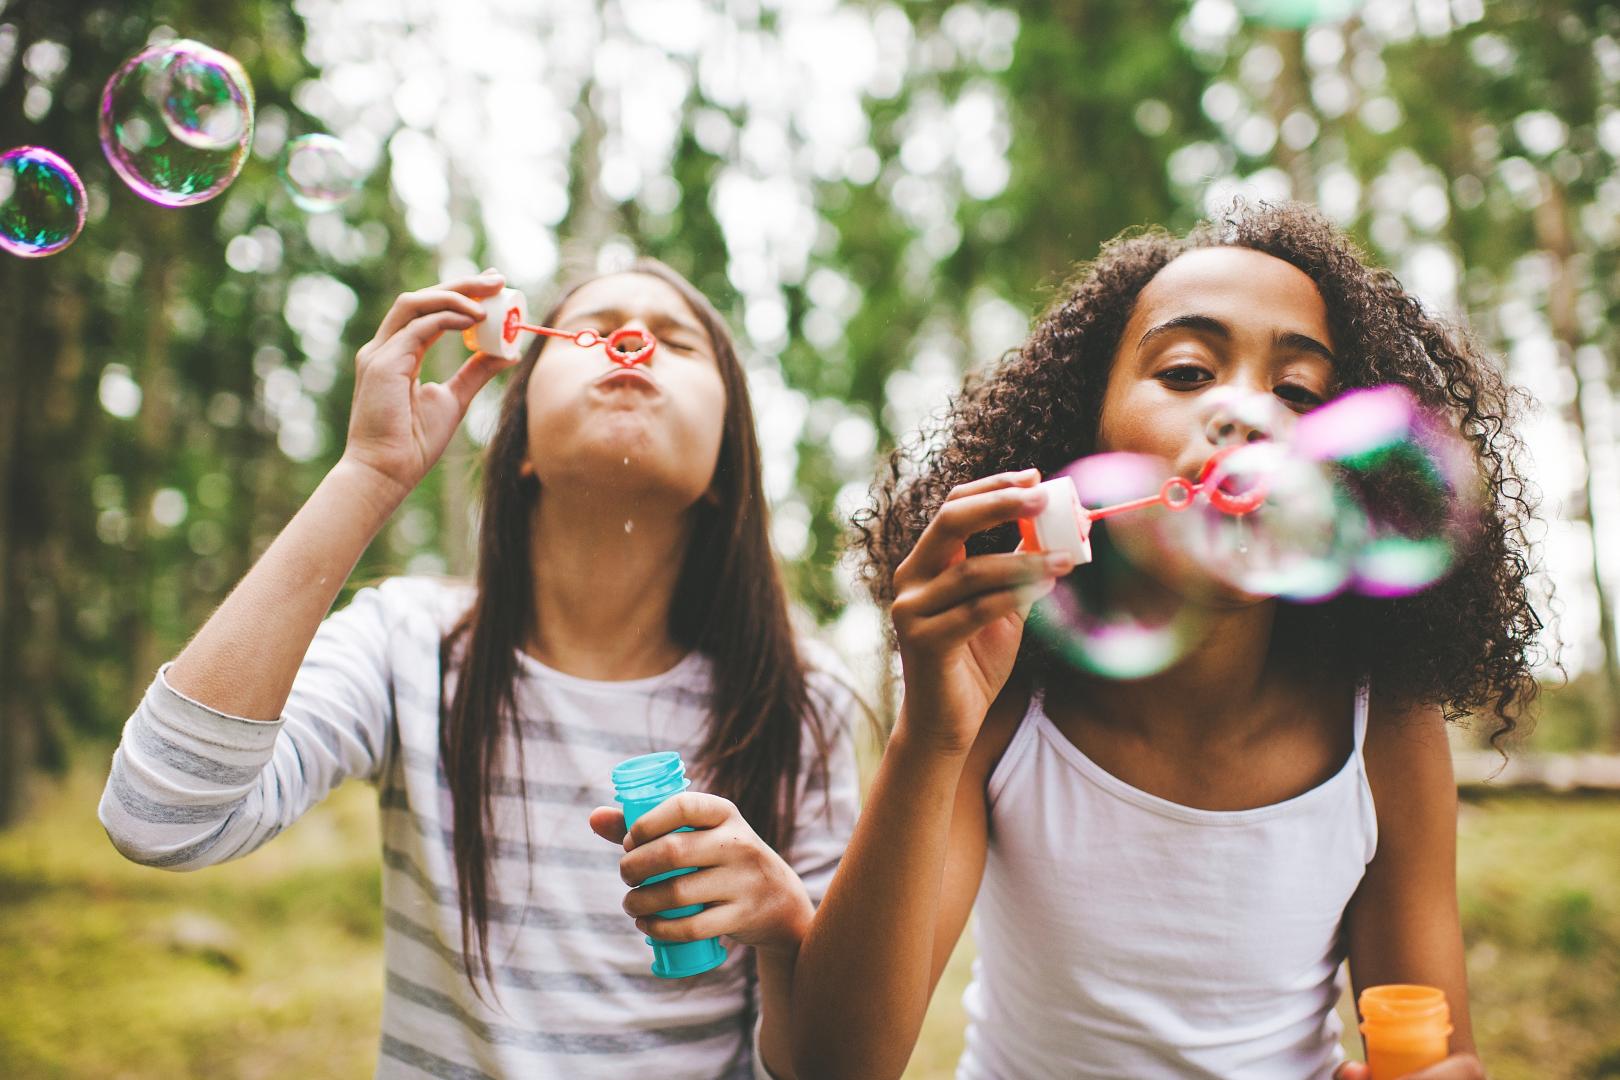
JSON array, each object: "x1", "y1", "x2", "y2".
[
  {"x1": 664, "y1": 340, "x2": 699, "y2": 353},
  {"x1": 1158, "y1": 366, "x2": 1212, "y2": 387},
  {"x1": 1275, "y1": 384, "x2": 1324, "y2": 409}
]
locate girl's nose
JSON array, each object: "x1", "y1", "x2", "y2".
[{"x1": 1200, "y1": 387, "x2": 1281, "y2": 447}]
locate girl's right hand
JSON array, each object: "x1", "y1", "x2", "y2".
[
  {"x1": 890, "y1": 470, "x2": 1074, "y2": 755},
  {"x1": 339, "y1": 270, "x2": 516, "y2": 502}
]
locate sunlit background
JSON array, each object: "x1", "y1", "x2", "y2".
[{"x1": 2, "y1": 0, "x2": 1619, "y2": 1077}]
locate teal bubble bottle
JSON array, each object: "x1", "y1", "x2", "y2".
[{"x1": 611, "y1": 751, "x2": 727, "y2": 978}]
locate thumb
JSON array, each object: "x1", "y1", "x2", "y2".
[
  {"x1": 442, "y1": 350, "x2": 519, "y2": 414},
  {"x1": 1333, "y1": 1063, "x2": 1370, "y2": 1080},
  {"x1": 588, "y1": 806, "x2": 628, "y2": 845}
]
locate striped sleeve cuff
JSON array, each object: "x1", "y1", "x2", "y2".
[{"x1": 142, "y1": 662, "x2": 285, "y2": 761}]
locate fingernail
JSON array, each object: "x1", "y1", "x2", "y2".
[{"x1": 1045, "y1": 553, "x2": 1074, "y2": 573}]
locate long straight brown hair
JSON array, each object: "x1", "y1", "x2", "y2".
[{"x1": 437, "y1": 258, "x2": 827, "y2": 995}]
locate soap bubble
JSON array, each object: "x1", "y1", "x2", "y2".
[
  {"x1": 1027, "y1": 453, "x2": 1207, "y2": 680},
  {"x1": 1026, "y1": 386, "x2": 1479, "y2": 678},
  {"x1": 160, "y1": 48, "x2": 252, "y2": 149},
  {"x1": 1238, "y1": 0, "x2": 1363, "y2": 27},
  {"x1": 278, "y1": 134, "x2": 362, "y2": 213},
  {"x1": 1295, "y1": 385, "x2": 1479, "y2": 597},
  {"x1": 1159, "y1": 442, "x2": 1369, "y2": 602},
  {"x1": 99, "y1": 40, "x2": 254, "y2": 207},
  {"x1": 0, "y1": 146, "x2": 87, "y2": 258}
]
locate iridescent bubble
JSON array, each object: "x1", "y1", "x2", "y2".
[
  {"x1": 1238, "y1": 0, "x2": 1363, "y2": 28},
  {"x1": 160, "y1": 48, "x2": 253, "y2": 150},
  {"x1": 1027, "y1": 453, "x2": 1207, "y2": 680},
  {"x1": 0, "y1": 146, "x2": 87, "y2": 258},
  {"x1": 1294, "y1": 385, "x2": 1479, "y2": 597},
  {"x1": 1161, "y1": 442, "x2": 1369, "y2": 603},
  {"x1": 278, "y1": 134, "x2": 362, "y2": 213},
  {"x1": 99, "y1": 40, "x2": 254, "y2": 207}
]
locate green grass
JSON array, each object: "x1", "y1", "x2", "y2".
[
  {"x1": 0, "y1": 765, "x2": 384, "y2": 1079},
  {"x1": 3, "y1": 766, "x2": 1618, "y2": 1078}
]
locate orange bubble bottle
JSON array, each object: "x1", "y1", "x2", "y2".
[{"x1": 1358, "y1": 984, "x2": 1452, "y2": 1079}]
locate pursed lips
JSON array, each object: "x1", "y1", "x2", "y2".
[{"x1": 592, "y1": 367, "x2": 660, "y2": 393}]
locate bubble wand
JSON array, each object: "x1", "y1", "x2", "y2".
[
  {"x1": 1019, "y1": 445, "x2": 1268, "y2": 567},
  {"x1": 463, "y1": 286, "x2": 658, "y2": 366}
]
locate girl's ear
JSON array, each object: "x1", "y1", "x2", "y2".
[{"x1": 518, "y1": 458, "x2": 536, "y2": 480}]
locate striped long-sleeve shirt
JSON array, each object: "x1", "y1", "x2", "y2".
[{"x1": 99, "y1": 576, "x2": 862, "y2": 1080}]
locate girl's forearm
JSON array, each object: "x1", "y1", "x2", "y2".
[
  {"x1": 755, "y1": 946, "x2": 798, "y2": 1079},
  {"x1": 790, "y1": 717, "x2": 969, "y2": 1080},
  {"x1": 166, "y1": 458, "x2": 405, "y2": 719}
]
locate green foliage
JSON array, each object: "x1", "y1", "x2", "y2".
[{"x1": 3, "y1": 0, "x2": 1617, "y2": 828}]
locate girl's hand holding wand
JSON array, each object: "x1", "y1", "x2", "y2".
[{"x1": 889, "y1": 469, "x2": 1074, "y2": 755}]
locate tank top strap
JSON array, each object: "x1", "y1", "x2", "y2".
[{"x1": 985, "y1": 684, "x2": 1046, "y2": 809}]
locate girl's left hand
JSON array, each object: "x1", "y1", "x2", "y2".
[
  {"x1": 588, "y1": 793, "x2": 813, "y2": 957},
  {"x1": 1333, "y1": 1055, "x2": 1486, "y2": 1079}
]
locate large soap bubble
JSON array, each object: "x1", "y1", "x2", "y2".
[
  {"x1": 99, "y1": 40, "x2": 254, "y2": 207},
  {"x1": 1025, "y1": 385, "x2": 1479, "y2": 680},
  {"x1": 1158, "y1": 441, "x2": 1370, "y2": 603},
  {"x1": 0, "y1": 146, "x2": 87, "y2": 258}
]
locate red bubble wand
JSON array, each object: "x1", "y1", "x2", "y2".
[
  {"x1": 464, "y1": 287, "x2": 658, "y2": 366},
  {"x1": 503, "y1": 308, "x2": 657, "y2": 366},
  {"x1": 1020, "y1": 444, "x2": 1268, "y2": 565}
]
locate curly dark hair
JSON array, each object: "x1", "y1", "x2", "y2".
[{"x1": 854, "y1": 200, "x2": 1543, "y2": 743}]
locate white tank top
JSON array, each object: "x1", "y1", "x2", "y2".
[{"x1": 959, "y1": 683, "x2": 1377, "y2": 1079}]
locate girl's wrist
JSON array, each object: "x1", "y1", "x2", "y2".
[
  {"x1": 329, "y1": 456, "x2": 412, "y2": 526},
  {"x1": 892, "y1": 706, "x2": 978, "y2": 761},
  {"x1": 756, "y1": 892, "x2": 814, "y2": 959}
]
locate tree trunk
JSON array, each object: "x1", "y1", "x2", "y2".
[
  {"x1": 0, "y1": 2, "x2": 44, "y2": 827},
  {"x1": 1536, "y1": 177, "x2": 1620, "y2": 742},
  {"x1": 0, "y1": 258, "x2": 28, "y2": 828}
]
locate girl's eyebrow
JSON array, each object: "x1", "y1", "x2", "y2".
[
  {"x1": 563, "y1": 305, "x2": 705, "y2": 339},
  {"x1": 1138, "y1": 313, "x2": 1335, "y2": 364},
  {"x1": 1275, "y1": 330, "x2": 1336, "y2": 364},
  {"x1": 1137, "y1": 313, "x2": 1229, "y2": 351}
]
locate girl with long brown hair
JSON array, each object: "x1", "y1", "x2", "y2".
[{"x1": 99, "y1": 260, "x2": 857, "y2": 1079}]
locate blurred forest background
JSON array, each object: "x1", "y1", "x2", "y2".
[{"x1": 1, "y1": 0, "x2": 1618, "y2": 1076}]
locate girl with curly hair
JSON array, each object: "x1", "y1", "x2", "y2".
[{"x1": 791, "y1": 201, "x2": 1540, "y2": 1079}]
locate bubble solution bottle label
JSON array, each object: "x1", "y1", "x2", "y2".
[
  {"x1": 1359, "y1": 984, "x2": 1452, "y2": 1079},
  {"x1": 611, "y1": 751, "x2": 727, "y2": 978}
]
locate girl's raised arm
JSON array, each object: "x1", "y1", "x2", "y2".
[
  {"x1": 166, "y1": 272, "x2": 513, "y2": 719},
  {"x1": 99, "y1": 273, "x2": 514, "y2": 870},
  {"x1": 790, "y1": 471, "x2": 1069, "y2": 1079}
]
